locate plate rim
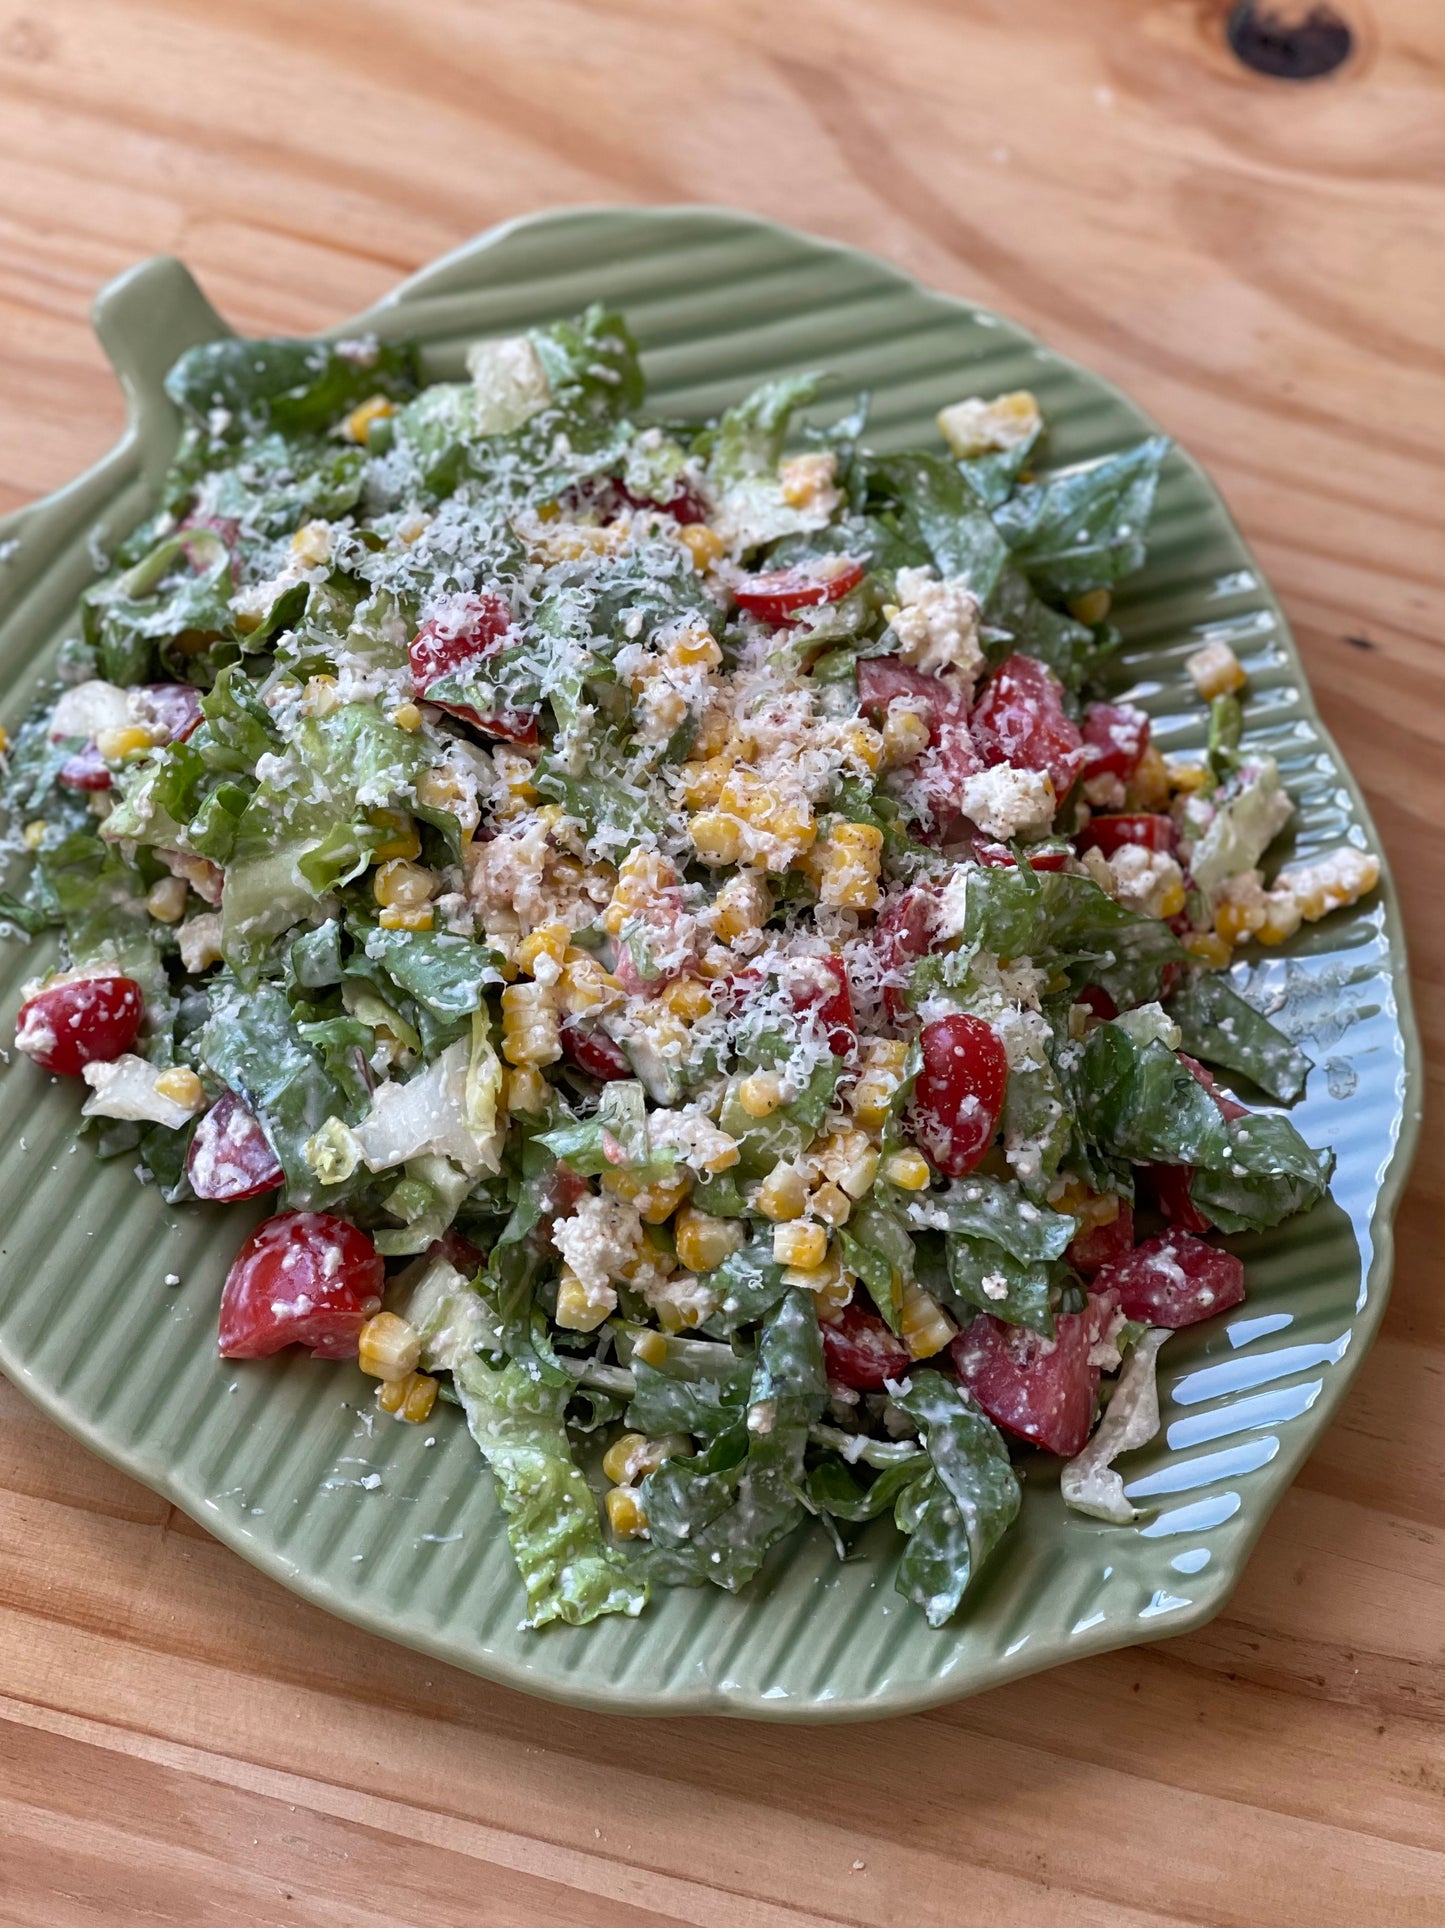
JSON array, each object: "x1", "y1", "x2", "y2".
[{"x1": 0, "y1": 203, "x2": 1424, "y2": 1722}]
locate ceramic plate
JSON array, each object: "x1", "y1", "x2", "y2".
[{"x1": 0, "y1": 208, "x2": 1421, "y2": 1721}]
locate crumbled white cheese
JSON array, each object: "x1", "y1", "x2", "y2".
[
  {"x1": 551, "y1": 1192, "x2": 644, "y2": 1295},
  {"x1": 936, "y1": 390, "x2": 1041, "y2": 459},
  {"x1": 1107, "y1": 843, "x2": 1184, "y2": 919},
  {"x1": 48, "y1": 679, "x2": 131, "y2": 743},
  {"x1": 957, "y1": 764, "x2": 1056, "y2": 841},
  {"x1": 890, "y1": 567, "x2": 985, "y2": 680}
]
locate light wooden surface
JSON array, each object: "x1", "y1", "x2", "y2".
[{"x1": 1, "y1": 3, "x2": 1443, "y2": 1923}]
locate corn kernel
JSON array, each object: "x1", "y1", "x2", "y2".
[
  {"x1": 556, "y1": 953, "x2": 622, "y2": 1017},
  {"x1": 884, "y1": 1149, "x2": 932, "y2": 1191},
  {"x1": 900, "y1": 1283, "x2": 957, "y2": 1360},
  {"x1": 1214, "y1": 901, "x2": 1260, "y2": 948},
  {"x1": 501, "y1": 979, "x2": 561, "y2": 1067},
  {"x1": 22, "y1": 820, "x2": 47, "y2": 850},
  {"x1": 677, "y1": 523, "x2": 726, "y2": 572},
  {"x1": 96, "y1": 723, "x2": 156, "y2": 762},
  {"x1": 555, "y1": 1266, "x2": 616, "y2": 1331},
  {"x1": 691, "y1": 703, "x2": 731, "y2": 757},
  {"x1": 661, "y1": 977, "x2": 713, "y2": 1022},
  {"x1": 492, "y1": 746, "x2": 539, "y2": 817},
  {"x1": 358, "y1": 1311, "x2": 422, "y2": 1383},
  {"x1": 688, "y1": 808, "x2": 745, "y2": 866},
  {"x1": 289, "y1": 520, "x2": 333, "y2": 568},
  {"x1": 145, "y1": 876, "x2": 189, "y2": 924},
  {"x1": 503, "y1": 1065, "x2": 549, "y2": 1113},
  {"x1": 416, "y1": 766, "x2": 465, "y2": 813},
  {"x1": 605, "y1": 1485, "x2": 649, "y2": 1538},
  {"x1": 809, "y1": 1181, "x2": 852, "y2": 1228},
  {"x1": 813, "y1": 1127, "x2": 881, "y2": 1201},
  {"x1": 631, "y1": 1328, "x2": 668, "y2": 1368},
  {"x1": 1128, "y1": 741, "x2": 1171, "y2": 810},
  {"x1": 678, "y1": 755, "x2": 733, "y2": 810},
  {"x1": 392, "y1": 1371, "x2": 437, "y2": 1422},
  {"x1": 602, "y1": 1165, "x2": 692, "y2": 1224},
  {"x1": 0, "y1": 724, "x2": 9, "y2": 754},
  {"x1": 881, "y1": 705, "x2": 931, "y2": 769},
  {"x1": 674, "y1": 1205, "x2": 746, "y2": 1275},
  {"x1": 517, "y1": 919, "x2": 570, "y2": 981},
  {"x1": 1157, "y1": 877, "x2": 1187, "y2": 919},
  {"x1": 838, "y1": 719, "x2": 885, "y2": 776},
  {"x1": 778, "y1": 450, "x2": 839, "y2": 511},
  {"x1": 937, "y1": 389, "x2": 1041, "y2": 458},
  {"x1": 665, "y1": 624, "x2": 722, "y2": 671},
  {"x1": 602, "y1": 846, "x2": 675, "y2": 935},
  {"x1": 153, "y1": 1065, "x2": 204, "y2": 1110},
  {"x1": 755, "y1": 1162, "x2": 809, "y2": 1221},
  {"x1": 850, "y1": 1040, "x2": 909, "y2": 1132},
  {"x1": 374, "y1": 858, "x2": 436, "y2": 910},
  {"x1": 302, "y1": 674, "x2": 342, "y2": 718},
  {"x1": 811, "y1": 1259, "x2": 856, "y2": 1320},
  {"x1": 368, "y1": 810, "x2": 422, "y2": 862},
  {"x1": 1068, "y1": 588, "x2": 1112, "y2": 626},
  {"x1": 378, "y1": 904, "x2": 434, "y2": 931},
  {"x1": 737, "y1": 1070, "x2": 784, "y2": 1118},
  {"x1": 1281, "y1": 848, "x2": 1380, "y2": 924},
  {"x1": 773, "y1": 1219, "x2": 828, "y2": 1269},
  {"x1": 712, "y1": 870, "x2": 772, "y2": 945},
  {"x1": 602, "y1": 1431, "x2": 688, "y2": 1484},
  {"x1": 1181, "y1": 929, "x2": 1232, "y2": 969},
  {"x1": 1185, "y1": 637, "x2": 1247, "y2": 701},
  {"x1": 1164, "y1": 754, "x2": 1210, "y2": 795},
  {"x1": 390, "y1": 701, "x2": 424, "y2": 732},
  {"x1": 804, "y1": 819, "x2": 884, "y2": 911},
  {"x1": 342, "y1": 394, "x2": 395, "y2": 445}
]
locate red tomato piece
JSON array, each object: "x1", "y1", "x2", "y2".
[
  {"x1": 614, "y1": 478, "x2": 711, "y2": 524},
  {"x1": 950, "y1": 1287, "x2": 1121, "y2": 1459},
  {"x1": 1077, "y1": 813, "x2": 1175, "y2": 858},
  {"x1": 560, "y1": 1018, "x2": 633, "y2": 1082},
  {"x1": 15, "y1": 972, "x2": 144, "y2": 1076},
  {"x1": 1074, "y1": 983, "x2": 1119, "y2": 1023},
  {"x1": 821, "y1": 1301, "x2": 912, "y2": 1392},
  {"x1": 1081, "y1": 701, "x2": 1150, "y2": 782},
  {"x1": 57, "y1": 743, "x2": 113, "y2": 792},
  {"x1": 409, "y1": 592, "x2": 535, "y2": 743},
  {"x1": 1179, "y1": 1052, "x2": 1249, "y2": 1121},
  {"x1": 733, "y1": 556, "x2": 864, "y2": 624},
  {"x1": 911, "y1": 1014, "x2": 1009, "y2": 1177},
  {"x1": 870, "y1": 884, "x2": 938, "y2": 1021},
  {"x1": 1096, "y1": 1232, "x2": 1246, "y2": 1329},
  {"x1": 972, "y1": 838, "x2": 1071, "y2": 872},
  {"x1": 1066, "y1": 1197, "x2": 1135, "y2": 1277},
  {"x1": 970, "y1": 654, "x2": 1086, "y2": 798},
  {"x1": 791, "y1": 953, "x2": 856, "y2": 1056},
  {"x1": 855, "y1": 657, "x2": 970, "y2": 740},
  {"x1": 1149, "y1": 1162, "x2": 1213, "y2": 1235},
  {"x1": 135, "y1": 683, "x2": 204, "y2": 744},
  {"x1": 186, "y1": 1090, "x2": 284, "y2": 1202},
  {"x1": 217, "y1": 1212, "x2": 384, "y2": 1360}
]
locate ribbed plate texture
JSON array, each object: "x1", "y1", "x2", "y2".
[{"x1": 0, "y1": 208, "x2": 1421, "y2": 1720}]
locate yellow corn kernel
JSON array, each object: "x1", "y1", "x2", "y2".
[
  {"x1": 602, "y1": 1166, "x2": 692, "y2": 1224},
  {"x1": 1185, "y1": 637, "x2": 1247, "y2": 701},
  {"x1": 95, "y1": 723, "x2": 156, "y2": 762},
  {"x1": 373, "y1": 858, "x2": 436, "y2": 909},
  {"x1": 850, "y1": 1039, "x2": 909, "y2": 1131},
  {"x1": 378, "y1": 904, "x2": 434, "y2": 931},
  {"x1": 772, "y1": 1219, "x2": 828, "y2": 1269},
  {"x1": 555, "y1": 1266, "x2": 617, "y2": 1332},
  {"x1": 22, "y1": 820, "x2": 47, "y2": 850},
  {"x1": 0, "y1": 724, "x2": 8, "y2": 754},
  {"x1": 605, "y1": 1485, "x2": 649, "y2": 1538},
  {"x1": 737, "y1": 1070, "x2": 784, "y2": 1119},
  {"x1": 809, "y1": 1181, "x2": 852, "y2": 1228},
  {"x1": 1181, "y1": 929, "x2": 1233, "y2": 969},
  {"x1": 691, "y1": 702, "x2": 731, "y2": 757},
  {"x1": 716, "y1": 772, "x2": 815, "y2": 869},
  {"x1": 1067, "y1": 588, "x2": 1112, "y2": 626},
  {"x1": 503, "y1": 1064, "x2": 549, "y2": 1114},
  {"x1": 602, "y1": 1432, "x2": 648, "y2": 1483},
  {"x1": 556, "y1": 953, "x2": 623, "y2": 1017},
  {"x1": 678, "y1": 755, "x2": 733, "y2": 810},
  {"x1": 602, "y1": 1431, "x2": 688, "y2": 1484},
  {"x1": 153, "y1": 1065, "x2": 204, "y2": 1109},
  {"x1": 805, "y1": 819, "x2": 884, "y2": 911},
  {"x1": 884, "y1": 1149, "x2": 932, "y2": 1191},
  {"x1": 688, "y1": 808, "x2": 745, "y2": 866},
  {"x1": 661, "y1": 977, "x2": 714, "y2": 1022},
  {"x1": 677, "y1": 523, "x2": 726, "y2": 572},
  {"x1": 1164, "y1": 754, "x2": 1210, "y2": 795},
  {"x1": 813, "y1": 1127, "x2": 880, "y2": 1201},
  {"x1": 1213, "y1": 901, "x2": 1261, "y2": 948},
  {"x1": 342, "y1": 394, "x2": 395, "y2": 444},
  {"x1": 301, "y1": 674, "x2": 341, "y2": 718},
  {"x1": 899, "y1": 1283, "x2": 957, "y2": 1360},
  {"x1": 881, "y1": 705, "x2": 930, "y2": 769},
  {"x1": 1157, "y1": 876, "x2": 1187, "y2": 919},
  {"x1": 415, "y1": 766, "x2": 465, "y2": 813},
  {"x1": 501, "y1": 979, "x2": 561, "y2": 1067},
  {"x1": 602, "y1": 846, "x2": 675, "y2": 935},
  {"x1": 778, "y1": 450, "x2": 839, "y2": 510},
  {"x1": 938, "y1": 389, "x2": 1041, "y2": 459},
  {"x1": 837, "y1": 719, "x2": 885, "y2": 776},
  {"x1": 289, "y1": 520, "x2": 333, "y2": 568},
  {"x1": 665, "y1": 624, "x2": 722, "y2": 671},
  {"x1": 376, "y1": 1370, "x2": 438, "y2": 1423},
  {"x1": 711, "y1": 869, "x2": 772, "y2": 945},
  {"x1": 674, "y1": 1205, "x2": 746, "y2": 1275},
  {"x1": 1282, "y1": 848, "x2": 1381, "y2": 924},
  {"x1": 492, "y1": 746, "x2": 539, "y2": 818},
  {"x1": 631, "y1": 1328, "x2": 668, "y2": 1368},
  {"x1": 755, "y1": 1162, "x2": 809, "y2": 1222},
  {"x1": 390, "y1": 701, "x2": 424, "y2": 732},
  {"x1": 145, "y1": 876, "x2": 189, "y2": 924},
  {"x1": 1128, "y1": 741, "x2": 1171, "y2": 811},
  {"x1": 810, "y1": 1255, "x2": 856, "y2": 1320},
  {"x1": 358, "y1": 1311, "x2": 422, "y2": 1383},
  {"x1": 517, "y1": 919, "x2": 570, "y2": 980},
  {"x1": 368, "y1": 810, "x2": 422, "y2": 862}
]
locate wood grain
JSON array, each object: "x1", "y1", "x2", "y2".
[{"x1": 1, "y1": 2, "x2": 1443, "y2": 1923}]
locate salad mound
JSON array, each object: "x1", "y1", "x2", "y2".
[{"x1": 0, "y1": 308, "x2": 1380, "y2": 1629}]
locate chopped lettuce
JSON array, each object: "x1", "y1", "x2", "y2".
[
  {"x1": 1167, "y1": 971, "x2": 1310, "y2": 1105},
  {"x1": 992, "y1": 438, "x2": 1169, "y2": 596},
  {"x1": 1060, "y1": 1329, "x2": 1169, "y2": 1524},
  {"x1": 1188, "y1": 1113, "x2": 1334, "y2": 1232},
  {"x1": 891, "y1": 1372, "x2": 1022, "y2": 1626}
]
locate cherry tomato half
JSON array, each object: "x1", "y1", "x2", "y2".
[
  {"x1": 870, "y1": 884, "x2": 938, "y2": 1022},
  {"x1": 409, "y1": 591, "x2": 536, "y2": 743},
  {"x1": 1081, "y1": 701, "x2": 1150, "y2": 783},
  {"x1": 57, "y1": 743, "x2": 114, "y2": 792},
  {"x1": 950, "y1": 1287, "x2": 1121, "y2": 1459},
  {"x1": 15, "y1": 972, "x2": 144, "y2": 1076},
  {"x1": 217, "y1": 1212, "x2": 384, "y2": 1360},
  {"x1": 910, "y1": 1014, "x2": 1009, "y2": 1177},
  {"x1": 1095, "y1": 1232, "x2": 1245, "y2": 1329},
  {"x1": 733, "y1": 556, "x2": 864, "y2": 625},
  {"x1": 970, "y1": 654, "x2": 1086, "y2": 799},
  {"x1": 1065, "y1": 1196, "x2": 1135, "y2": 1276},
  {"x1": 855, "y1": 657, "x2": 970, "y2": 742},
  {"x1": 1077, "y1": 813, "x2": 1175, "y2": 859},
  {"x1": 1148, "y1": 1161, "x2": 1213, "y2": 1235},
  {"x1": 135, "y1": 683, "x2": 204, "y2": 744},
  {"x1": 559, "y1": 1018, "x2": 633, "y2": 1082},
  {"x1": 821, "y1": 1300, "x2": 911, "y2": 1391},
  {"x1": 187, "y1": 1090, "x2": 284, "y2": 1202}
]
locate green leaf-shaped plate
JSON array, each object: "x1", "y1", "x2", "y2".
[{"x1": 0, "y1": 208, "x2": 1421, "y2": 1720}]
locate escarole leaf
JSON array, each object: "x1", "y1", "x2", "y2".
[
  {"x1": 707, "y1": 373, "x2": 821, "y2": 492},
  {"x1": 1167, "y1": 970, "x2": 1310, "y2": 1105},
  {"x1": 945, "y1": 1235, "x2": 1056, "y2": 1338},
  {"x1": 1189, "y1": 1114, "x2": 1334, "y2": 1233},
  {"x1": 903, "y1": 1172, "x2": 1077, "y2": 1264},
  {"x1": 836, "y1": 1196, "x2": 917, "y2": 1333},
  {"x1": 1061, "y1": 1329, "x2": 1169, "y2": 1524},
  {"x1": 165, "y1": 335, "x2": 420, "y2": 439},
  {"x1": 696, "y1": 1235, "x2": 787, "y2": 1338},
  {"x1": 891, "y1": 1372, "x2": 1021, "y2": 1626},
  {"x1": 1073, "y1": 1021, "x2": 1230, "y2": 1168},
  {"x1": 991, "y1": 437, "x2": 1169, "y2": 596},
  {"x1": 868, "y1": 451, "x2": 1010, "y2": 600},
  {"x1": 625, "y1": 1347, "x2": 751, "y2": 1441},
  {"x1": 83, "y1": 531, "x2": 234, "y2": 685},
  {"x1": 452, "y1": 1352, "x2": 648, "y2": 1628},
  {"x1": 640, "y1": 1291, "x2": 827, "y2": 1591}
]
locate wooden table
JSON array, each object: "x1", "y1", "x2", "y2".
[{"x1": 1, "y1": 3, "x2": 1442, "y2": 1923}]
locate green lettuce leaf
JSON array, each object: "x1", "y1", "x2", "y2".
[
  {"x1": 869, "y1": 451, "x2": 1010, "y2": 600},
  {"x1": 891, "y1": 1371, "x2": 1021, "y2": 1626},
  {"x1": 1167, "y1": 970, "x2": 1309, "y2": 1104},
  {"x1": 1074, "y1": 1020, "x2": 1230, "y2": 1168},
  {"x1": 905, "y1": 1173, "x2": 1077, "y2": 1264},
  {"x1": 1189, "y1": 1113, "x2": 1334, "y2": 1232},
  {"x1": 82, "y1": 531, "x2": 234, "y2": 685},
  {"x1": 625, "y1": 1348, "x2": 751, "y2": 1440},
  {"x1": 165, "y1": 335, "x2": 420, "y2": 440},
  {"x1": 991, "y1": 438, "x2": 1168, "y2": 596},
  {"x1": 945, "y1": 1235, "x2": 1056, "y2": 1337},
  {"x1": 836, "y1": 1196, "x2": 917, "y2": 1332},
  {"x1": 696, "y1": 1234, "x2": 788, "y2": 1339}
]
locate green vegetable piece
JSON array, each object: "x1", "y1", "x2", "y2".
[
  {"x1": 869, "y1": 451, "x2": 1010, "y2": 600},
  {"x1": 891, "y1": 1371, "x2": 1021, "y2": 1626},
  {"x1": 1167, "y1": 971, "x2": 1309, "y2": 1104},
  {"x1": 907, "y1": 1173, "x2": 1077, "y2": 1264},
  {"x1": 1189, "y1": 1113, "x2": 1333, "y2": 1233},
  {"x1": 164, "y1": 336, "x2": 420, "y2": 439},
  {"x1": 991, "y1": 437, "x2": 1169, "y2": 597},
  {"x1": 1076, "y1": 1021, "x2": 1230, "y2": 1168},
  {"x1": 945, "y1": 1235, "x2": 1055, "y2": 1337}
]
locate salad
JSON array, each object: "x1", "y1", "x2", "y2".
[{"x1": 0, "y1": 307, "x2": 1380, "y2": 1630}]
